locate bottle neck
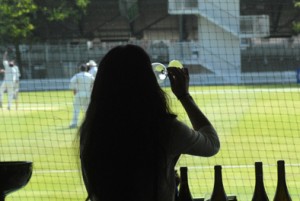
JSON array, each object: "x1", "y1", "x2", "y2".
[
  {"x1": 178, "y1": 167, "x2": 193, "y2": 200},
  {"x1": 277, "y1": 162, "x2": 287, "y2": 187},
  {"x1": 211, "y1": 166, "x2": 227, "y2": 201},
  {"x1": 255, "y1": 163, "x2": 264, "y2": 187},
  {"x1": 274, "y1": 160, "x2": 291, "y2": 201},
  {"x1": 180, "y1": 168, "x2": 189, "y2": 185},
  {"x1": 213, "y1": 166, "x2": 225, "y2": 191}
]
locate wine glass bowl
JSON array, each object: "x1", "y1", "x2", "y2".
[
  {"x1": 152, "y1": 62, "x2": 167, "y2": 83},
  {"x1": 152, "y1": 60, "x2": 183, "y2": 84},
  {"x1": 0, "y1": 161, "x2": 33, "y2": 200}
]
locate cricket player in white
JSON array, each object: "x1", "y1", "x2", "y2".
[
  {"x1": 69, "y1": 64, "x2": 95, "y2": 128},
  {"x1": 13, "y1": 65, "x2": 21, "y2": 96},
  {"x1": 0, "y1": 51, "x2": 18, "y2": 110},
  {"x1": 13, "y1": 65, "x2": 21, "y2": 110}
]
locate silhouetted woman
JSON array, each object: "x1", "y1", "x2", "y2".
[{"x1": 79, "y1": 44, "x2": 220, "y2": 201}]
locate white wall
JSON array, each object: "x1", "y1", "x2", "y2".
[{"x1": 197, "y1": 0, "x2": 241, "y2": 80}]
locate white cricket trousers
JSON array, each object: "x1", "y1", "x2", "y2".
[
  {"x1": 71, "y1": 95, "x2": 90, "y2": 126},
  {"x1": 0, "y1": 81, "x2": 14, "y2": 108}
]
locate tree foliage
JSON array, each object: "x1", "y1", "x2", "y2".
[
  {"x1": 0, "y1": 0, "x2": 37, "y2": 43},
  {"x1": 0, "y1": 0, "x2": 90, "y2": 71},
  {"x1": 0, "y1": 0, "x2": 90, "y2": 43},
  {"x1": 34, "y1": 0, "x2": 90, "y2": 38},
  {"x1": 34, "y1": 0, "x2": 89, "y2": 22},
  {"x1": 293, "y1": 0, "x2": 300, "y2": 34}
]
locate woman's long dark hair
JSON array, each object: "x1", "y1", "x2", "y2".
[{"x1": 79, "y1": 44, "x2": 176, "y2": 201}]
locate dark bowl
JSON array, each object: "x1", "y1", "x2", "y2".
[{"x1": 0, "y1": 161, "x2": 33, "y2": 195}]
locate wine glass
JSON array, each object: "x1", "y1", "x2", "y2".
[
  {"x1": 152, "y1": 60, "x2": 183, "y2": 83},
  {"x1": 152, "y1": 62, "x2": 167, "y2": 83},
  {"x1": 0, "y1": 161, "x2": 33, "y2": 201}
]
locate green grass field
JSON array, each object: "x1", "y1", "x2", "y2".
[{"x1": 0, "y1": 84, "x2": 300, "y2": 200}]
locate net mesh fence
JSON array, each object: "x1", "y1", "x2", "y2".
[{"x1": 0, "y1": 0, "x2": 300, "y2": 200}]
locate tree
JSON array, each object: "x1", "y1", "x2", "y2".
[
  {"x1": 0, "y1": 0, "x2": 37, "y2": 71},
  {"x1": 0, "y1": 0, "x2": 90, "y2": 74},
  {"x1": 33, "y1": 0, "x2": 90, "y2": 39},
  {"x1": 293, "y1": 0, "x2": 300, "y2": 34}
]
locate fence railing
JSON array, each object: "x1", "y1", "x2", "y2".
[{"x1": 1, "y1": 38, "x2": 297, "y2": 82}]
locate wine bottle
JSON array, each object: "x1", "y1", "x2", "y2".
[
  {"x1": 210, "y1": 165, "x2": 228, "y2": 201},
  {"x1": 178, "y1": 167, "x2": 193, "y2": 201},
  {"x1": 251, "y1": 162, "x2": 269, "y2": 201},
  {"x1": 273, "y1": 160, "x2": 292, "y2": 201}
]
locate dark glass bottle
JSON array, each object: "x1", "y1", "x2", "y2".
[
  {"x1": 178, "y1": 167, "x2": 193, "y2": 201},
  {"x1": 210, "y1": 165, "x2": 228, "y2": 201},
  {"x1": 273, "y1": 160, "x2": 292, "y2": 201},
  {"x1": 251, "y1": 162, "x2": 269, "y2": 201}
]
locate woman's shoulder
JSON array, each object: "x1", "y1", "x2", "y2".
[
  {"x1": 161, "y1": 114, "x2": 178, "y2": 127},
  {"x1": 166, "y1": 117, "x2": 187, "y2": 130}
]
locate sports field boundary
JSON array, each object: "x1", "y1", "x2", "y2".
[{"x1": 17, "y1": 71, "x2": 298, "y2": 92}]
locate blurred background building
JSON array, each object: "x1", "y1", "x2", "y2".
[{"x1": 1, "y1": 0, "x2": 300, "y2": 88}]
